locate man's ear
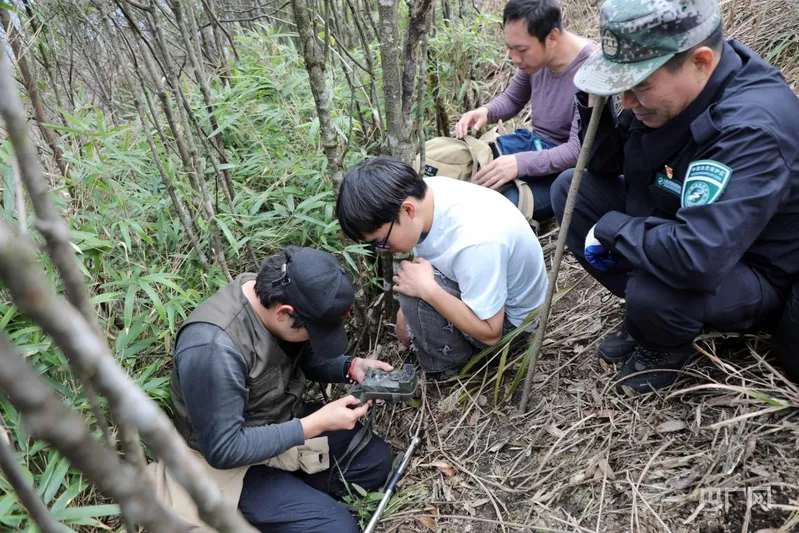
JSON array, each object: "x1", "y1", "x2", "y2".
[
  {"x1": 401, "y1": 199, "x2": 417, "y2": 220},
  {"x1": 546, "y1": 28, "x2": 560, "y2": 48},
  {"x1": 692, "y1": 46, "x2": 716, "y2": 78},
  {"x1": 275, "y1": 304, "x2": 295, "y2": 322}
]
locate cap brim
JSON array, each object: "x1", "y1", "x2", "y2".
[
  {"x1": 574, "y1": 51, "x2": 673, "y2": 96},
  {"x1": 306, "y1": 320, "x2": 349, "y2": 359}
]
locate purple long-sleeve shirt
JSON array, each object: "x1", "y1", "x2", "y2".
[{"x1": 486, "y1": 43, "x2": 596, "y2": 178}]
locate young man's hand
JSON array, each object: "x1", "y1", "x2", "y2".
[
  {"x1": 301, "y1": 395, "x2": 371, "y2": 438},
  {"x1": 472, "y1": 155, "x2": 519, "y2": 190},
  {"x1": 393, "y1": 258, "x2": 438, "y2": 300},
  {"x1": 351, "y1": 358, "x2": 394, "y2": 383},
  {"x1": 455, "y1": 107, "x2": 489, "y2": 138}
]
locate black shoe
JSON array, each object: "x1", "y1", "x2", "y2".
[
  {"x1": 616, "y1": 346, "x2": 697, "y2": 393},
  {"x1": 598, "y1": 325, "x2": 636, "y2": 363}
]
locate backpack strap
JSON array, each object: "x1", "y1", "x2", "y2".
[{"x1": 512, "y1": 179, "x2": 536, "y2": 230}]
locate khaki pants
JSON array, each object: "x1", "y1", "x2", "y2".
[{"x1": 147, "y1": 437, "x2": 329, "y2": 530}]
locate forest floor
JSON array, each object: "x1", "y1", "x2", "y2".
[{"x1": 364, "y1": 229, "x2": 799, "y2": 533}]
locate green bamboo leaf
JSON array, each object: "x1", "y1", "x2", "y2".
[
  {"x1": 51, "y1": 503, "x2": 120, "y2": 521},
  {"x1": 504, "y1": 331, "x2": 540, "y2": 403},
  {"x1": 215, "y1": 216, "x2": 239, "y2": 252},
  {"x1": 139, "y1": 281, "x2": 166, "y2": 322},
  {"x1": 90, "y1": 292, "x2": 123, "y2": 305},
  {"x1": 124, "y1": 285, "x2": 138, "y2": 330},
  {"x1": 43, "y1": 456, "x2": 71, "y2": 504},
  {"x1": 0, "y1": 304, "x2": 17, "y2": 329},
  {"x1": 0, "y1": 492, "x2": 19, "y2": 521},
  {"x1": 36, "y1": 450, "x2": 60, "y2": 498},
  {"x1": 141, "y1": 273, "x2": 186, "y2": 295},
  {"x1": 51, "y1": 480, "x2": 85, "y2": 512},
  {"x1": 494, "y1": 342, "x2": 511, "y2": 407}
]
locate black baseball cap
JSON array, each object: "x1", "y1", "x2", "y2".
[{"x1": 276, "y1": 247, "x2": 354, "y2": 359}]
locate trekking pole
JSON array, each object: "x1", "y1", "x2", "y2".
[
  {"x1": 363, "y1": 412, "x2": 422, "y2": 533},
  {"x1": 518, "y1": 96, "x2": 609, "y2": 413}
]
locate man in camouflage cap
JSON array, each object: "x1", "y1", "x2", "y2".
[{"x1": 550, "y1": 0, "x2": 799, "y2": 392}]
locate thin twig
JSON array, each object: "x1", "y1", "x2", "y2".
[{"x1": 518, "y1": 96, "x2": 609, "y2": 412}]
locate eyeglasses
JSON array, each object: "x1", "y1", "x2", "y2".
[{"x1": 372, "y1": 218, "x2": 395, "y2": 250}]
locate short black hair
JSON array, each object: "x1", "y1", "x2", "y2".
[
  {"x1": 663, "y1": 24, "x2": 724, "y2": 72},
  {"x1": 503, "y1": 0, "x2": 562, "y2": 43},
  {"x1": 254, "y1": 246, "x2": 304, "y2": 327},
  {"x1": 336, "y1": 156, "x2": 428, "y2": 242}
]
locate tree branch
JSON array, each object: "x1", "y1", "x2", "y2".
[
  {"x1": 0, "y1": 437, "x2": 67, "y2": 533},
  {"x1": 0, "y1": 218, "x2": 257, "y2": 533},
  {"x1": 0, "y1": 332, "x2": 189, "y2": 533}
]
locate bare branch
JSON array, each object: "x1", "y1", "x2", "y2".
[
  {"x1": 11, "y1": 156, "x2": 27, "y2": 234},
  {"x1": 0, "y1": 437, "x2": 67, "y2": 533},
  {"x1": 200, "y1": 0, "x2": 240, "y2": 62},
  {"x1": 0, "y1": 332, "x2": 189, "y2": 533},
  {"x1": 120, "y1": 0, "x2": 153, "y2": 10}
]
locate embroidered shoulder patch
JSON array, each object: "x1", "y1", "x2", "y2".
[{"x1": 681, "y1": 160, "x2": 732, "y2": 208}]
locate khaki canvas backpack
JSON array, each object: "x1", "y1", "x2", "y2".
[{"x1": 412, "y1": 131, "x2": 535, "y2": 226}]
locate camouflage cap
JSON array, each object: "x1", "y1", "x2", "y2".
[{"x1": 575, "y1": 0, "x2": 721, "y2": 96}]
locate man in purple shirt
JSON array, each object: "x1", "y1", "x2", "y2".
[{"x1": 456, "y1": 0, "x2": 595, "y2": 222}]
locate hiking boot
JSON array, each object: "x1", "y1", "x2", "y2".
[
  {"x1": 598, "y1": 325, "x2": 636, "y2": 363},
  {"x1": 616, "y1": 345, "x2": 698, "y2": 393}
]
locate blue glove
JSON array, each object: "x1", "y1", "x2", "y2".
[{"x1": 584, "y1": 225, "x2": 619, "y2": 271}]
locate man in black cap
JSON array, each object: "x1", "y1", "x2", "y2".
[
  {"x1": 168, "y1": 246, "x2": 393, "y2": 532},
  {"x1": 551, "y1": 0, "x2": 799, "y2": 392}
]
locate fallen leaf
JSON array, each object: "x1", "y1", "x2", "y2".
[
  {"x1": 468, "y1": 410, "x2": 480, "y2": 426},
  {"x1": 597, "y1": 456, "x2": 616, "y2": 480},
  {"x1": 470, "y1": 498, "x2": 490, "y2": 508},
  {"x1": 657, "y1": 420, "x2": 687, "y2": 433},
  {"x1": 489, "y1": 438, "x2": 508, "y2": 453},
  {"x1": 416, "y1": 516, "x2": 438, "y2": 532},
  {"x1": 429, "y1": 460, "x2": 457, "y2": 477}
]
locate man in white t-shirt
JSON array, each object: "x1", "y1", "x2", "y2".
[{"x1": 336, "y1": 157, "x2": 548, "y2": 376}]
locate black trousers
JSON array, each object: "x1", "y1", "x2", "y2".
[
  {"x1": 550, "y1": 168, "x2": 786, "y2": 351},
  {"x1": 238, "y1": 404, "x2": 393, "y2": 533}
]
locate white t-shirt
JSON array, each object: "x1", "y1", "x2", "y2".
[{"x1": 413, "y1": 177, "x2": 548, "y2": 326}]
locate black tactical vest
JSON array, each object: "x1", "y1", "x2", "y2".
[{"x1": 170, "y1": 273, "x2": 307, "y2": 451}]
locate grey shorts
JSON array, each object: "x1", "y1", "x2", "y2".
[{"x1": 398, "y1": 269, "x2": 527, "y2": 375}]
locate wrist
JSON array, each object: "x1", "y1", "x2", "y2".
[
  {"x1": 422, "y1": 281, "x2": 444, "y2": 303},
  {"x1": 300, "y1": 412, "x2": 324, "y2": 439},
  {"x1": 346, "y1": 357, "x2": 360, "y2": 384}
]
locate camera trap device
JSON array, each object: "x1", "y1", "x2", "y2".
[{"x1": 349, "y1": 364, "x2": 418, "y2": 404}]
